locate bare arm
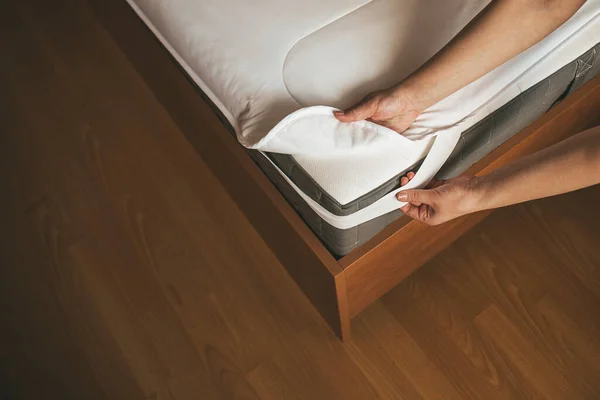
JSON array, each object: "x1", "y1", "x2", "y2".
[
  {"x1": 399, "y1": 0, "x2": 587, "y2": 111},
  {"x1": 473, "y1": 125, "x2": 600, "y2": 211},
  {"x1": 335, "y1": 0, "x2": 587, "y2": 133},
  {"x1": 397, "y1": 125, "x2": 600, "y2": 225}
]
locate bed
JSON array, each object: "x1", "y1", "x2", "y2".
[{"x1": 97, "y1": 0, "x2": 600, "y2": 339}]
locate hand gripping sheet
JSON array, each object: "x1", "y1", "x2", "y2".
[
  {"x1": 247, "y1": 106, "x2": 462, "y2": 229},
  {"x1": 244, "y1": 0, "x2": 600, "y2": 229}
]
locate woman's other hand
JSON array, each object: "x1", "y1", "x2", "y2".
[{"x1": 396, "y1": 173, "x2": 482, "y2": 225}]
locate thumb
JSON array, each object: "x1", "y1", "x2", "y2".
[
  {"x1": 334, "y1": 98, "x2": 378, "y2": 123},
  {"x1": 396, "y1": 189, "x2": 432, "y2": 206},
  {"x1": 397, "y1": 189, "x2": 437, "y2": 224}
]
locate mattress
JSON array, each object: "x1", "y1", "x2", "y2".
[{"x1": 127, "y1": 0, "x2": 600, "y2": 255}]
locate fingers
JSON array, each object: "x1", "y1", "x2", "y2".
[
  {"x1": 400, "y1": 171, "x2": 415, "y2": 187},
  {"x1": 400, "y1": 203, "x2": 434, "y2": 224},
  {"x1": 396, "y1": 188, "x2": 431, "y2": 207},
  {"x1": 334, "y1": 97, "x2": 379, "y2": 123},
  {"x1": 399, "y1": 203, "x2": 420, "y2": 219},
  {"x1": 400, "y1": 172, "x2": 444, "y2": 189}
]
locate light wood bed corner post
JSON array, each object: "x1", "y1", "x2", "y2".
[{"x1": 334, "y1": 270, "x2": 352, "y2": 340}]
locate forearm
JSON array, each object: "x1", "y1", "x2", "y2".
[
  {"x1": 471, "y1": 125, "x2": 600, "y2": 212},
  {"x1": 398, "y1": 0, "x2": 585, "y2": 111}
]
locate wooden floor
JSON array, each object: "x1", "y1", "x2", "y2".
[{"x1": 2, "y1": 0, "x2": 600, "y2": 399}]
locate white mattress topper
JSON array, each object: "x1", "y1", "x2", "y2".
[
  {"x1": 128, "y1": 0, "x2": 600, "y2": 227},
  {"x1": 129, "y1": 0, "x2": 491, "y2": 143}
]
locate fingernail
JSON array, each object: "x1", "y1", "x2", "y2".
[
  {"x1": 396, "y1": 192, "x2": 407, "y2": 201},
  {"x1": 333, "y1": 111, "x2": 344, "y2": 116}
]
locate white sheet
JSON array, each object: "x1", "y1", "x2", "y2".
[
  {"x1": 127, "y1": 0, "x2": 600, "y2": 228},
  {"x1": 252, "y1": 107, "x2": 461, "y2": 229}
]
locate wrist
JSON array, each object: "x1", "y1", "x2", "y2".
[{"x1": 463, "y1": 175, "x2": 492, "y2": 214}]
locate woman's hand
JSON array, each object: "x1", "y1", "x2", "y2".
[
  {"x1": 396, "y1": 174, "x2": 482, "y2": 225},
  {"x1": 333, "y1": 0, "x2": 584, "y2": 135},
  {"x1": 396, "y1": 124, "x2": 600, "y2": 226},
  {"x1": 333, "y1": 87, "x2": 423, "y2": 134}
]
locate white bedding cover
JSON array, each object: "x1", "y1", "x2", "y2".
[{"x1": 127, "y1": 0, "x2": 600, "y2": 227}]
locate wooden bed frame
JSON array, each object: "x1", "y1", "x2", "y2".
[{"x1": 95, "y1": 0, "x2": 600, "y2": 340}]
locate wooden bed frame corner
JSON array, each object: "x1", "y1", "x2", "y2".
[{"x1": 96, "y1": 0, "x2": 600, "y2": 341}]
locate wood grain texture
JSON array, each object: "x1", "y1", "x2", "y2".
[
  {"x1": 88, "y1": 0, "x2": 350, "y2": 340},
  {"x1": 2, "y1": 0, "x2": 600, "y2": 399},
  {"x1": 341, "y1": 74, "x2": 600, "y2": 318}
]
